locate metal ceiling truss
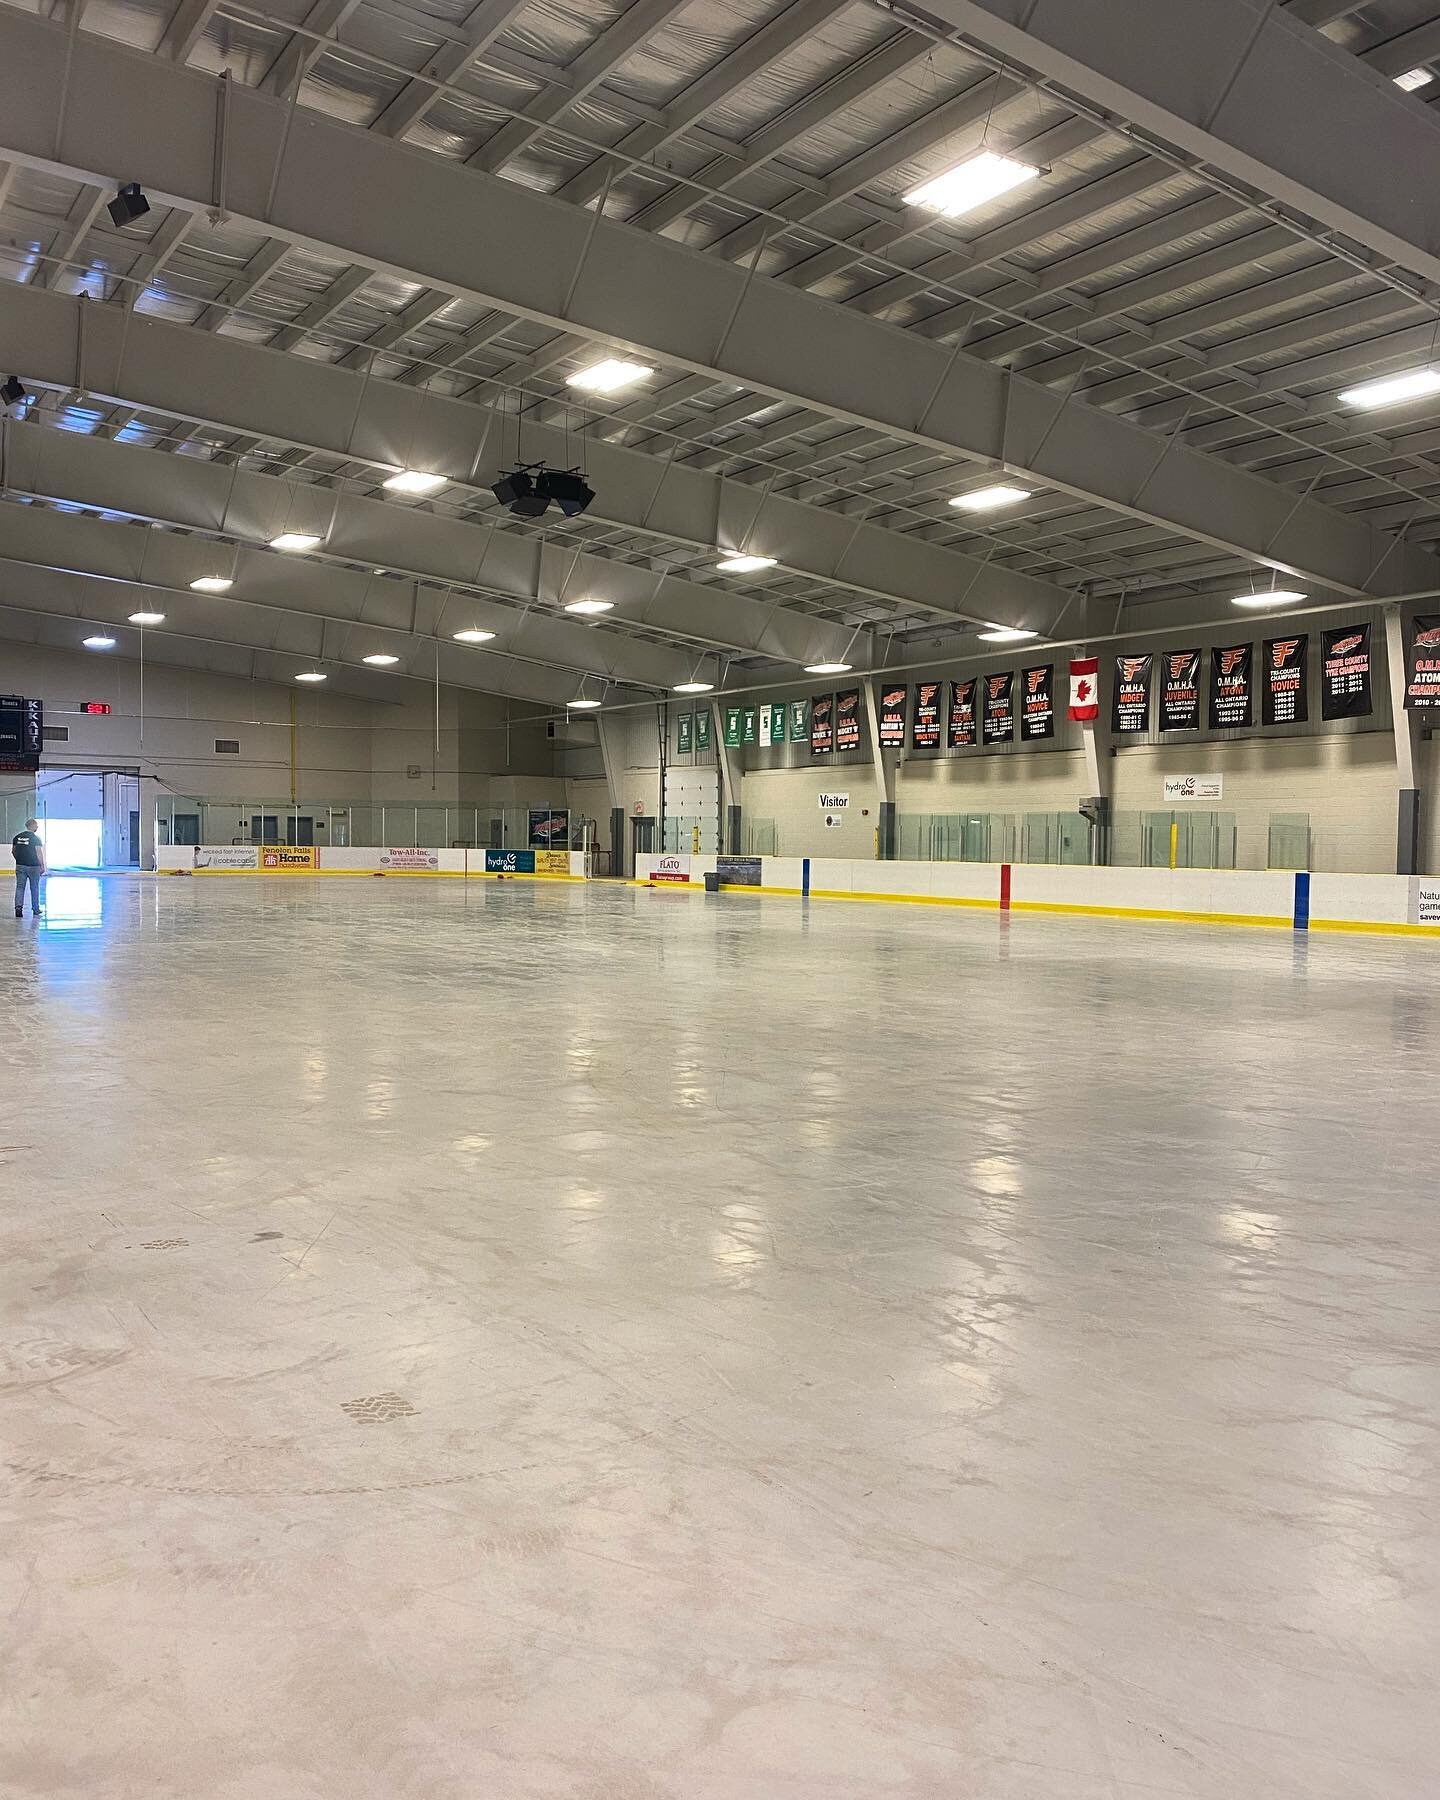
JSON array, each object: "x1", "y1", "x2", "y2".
[{"x1": 0, "y1": 6, "x2": 1433, "y2": 606}]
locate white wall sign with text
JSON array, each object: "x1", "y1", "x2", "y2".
[
  {"x1": 1163, "y1": 776, "x2": 1223, "y2": 801},
  {"x1": 1413, "y1": 881, "x2": 1440, "y2": 925},
  {"x1": 818, "y1": 792, "x2": 850, "y2": 812},
  {"x1": 651, "y1": 854, "x2": 691, "y2": 883}
]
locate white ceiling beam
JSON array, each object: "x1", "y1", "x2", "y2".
[
  {"x1": 910, "y1": 0, "x2": 1440, "y2": 295},
  {"x1": 0, "y1": 430, "x2": 855, "y2": 679},
  {"x1": 0, "y1": 9, "x2": 1432, "y2": 597},
  {"x1": 0, "y1": 281, "x2": 1067, "y2": 627}
]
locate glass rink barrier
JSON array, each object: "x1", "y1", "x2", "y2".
[{"x1": 153, "y1": 799, "x2": 597, "y2": 854}]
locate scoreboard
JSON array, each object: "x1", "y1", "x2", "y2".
[{"x1": 0, "y1": 695, "x2": 43, "y2": 773}]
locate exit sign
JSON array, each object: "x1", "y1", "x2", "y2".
[{"x1": 80, "y1": 701, "x2": 112, "y2": 714}]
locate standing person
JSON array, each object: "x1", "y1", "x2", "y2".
[{"x1": 12, "y1": 818, "x2": 44, "y2": 918}]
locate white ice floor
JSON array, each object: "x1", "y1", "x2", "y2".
[{"x1": 2, "y1": 875, "x2": 1437, "y2": 1799}]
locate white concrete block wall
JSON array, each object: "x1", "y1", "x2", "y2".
[
  {"x1": 740, "y1": 766, "x2": 881, "y2": 857},
  {"x1": 1110, "y1": 732, "x2": 1401, "y2": 873}
]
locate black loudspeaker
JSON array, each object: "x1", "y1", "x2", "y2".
[{"x1": 107, "y1": 183, "x2": 150, "y2": 228}]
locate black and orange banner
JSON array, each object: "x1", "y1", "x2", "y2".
[
  {"x1": 1160, "y1": 648, "x2": 1201, "y2": 732},
  {"x1": 983, "y1": 671, "x2": 1014, "y2": 745},
  {"x1": 912, "y1": 680, "x2": 942, "y2": 749},
  {"x1": 1405, "y1": 616, "x2": 1440, "y2": 709},
  {"x1": 810, "y1": 693, "x2": 833, "y2": 755},
  {"x1": 948, "y1": 678, "x2": 976, "y2": 749},
  {"x1": 1262, "y1": 634, "x2": 1308, "y2": 726},
  {"x1": 1020, "y1": 663, "x2": 1054, "y2": 740},
  {"x1": 1208, "y1": 643, "x2": 1253, "y2": 730}
]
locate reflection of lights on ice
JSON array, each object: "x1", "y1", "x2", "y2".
[{"x1": 40, "y1": 876, "x2": 103, "y2": 930}]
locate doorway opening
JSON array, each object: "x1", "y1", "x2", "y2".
[{"x1": 34, "y1": 770, "x2": 142, "y2": 868}]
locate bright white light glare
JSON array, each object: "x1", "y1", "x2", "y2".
[
  {"x1": 383, "y1": 469, "x2": 447, "y2": 495},
  {"x1": 977, "y1": 625, "x2": 1039, "y2": 643},
  {"x1": 1231, "y1": 589, "x2": 1307, "y2": 609},
  {"x1": 295, "y1": 670, "x2": 327, "y2": 683},
  {"x1": 950, "y1": 483, "x2": 1031, "y2": 512},
  {"x1": 805, "y1": 661, "x2": 852, "y2": 675},
  {"x1": 564, "y1": 597, "x2": 615, "y2": 615},
  {"x1": 566, "y1": 359, "x2": 654, "y2": 394},
  {"x1": 82, "y1": 634, "x2": 116, "y2": 649},
  {"x1": 567, "y1": 697, "x2": 603, "y2": 709},
  {"x1": 904, "y1": 150, "x2": 1040, "y2": 219},
  {"x1": 715, "y1": 554, "x2": 777, "y2": 573},
  {"x1": 189, "y1": 576, "x2": 233, "y2": 592},
  {"x1": 127, "y1": 611, "x2": 165, "y2": 626},
  {"x1": 362, "y1": 653, "x2": 400, "y2": 665},
  {"x1": 1395, "y1": 67, "x2": 1433, "y2": 91},
  {"x1": 674, "y1": 680, "x2": 714, "y2": 693},
  {"x1": 270, "y1": 532, "x2": 322, "y2": 552},
  {"x1": 1338, "y1": 368, "x2": 1440, "y2": 409},
  {"x1": 452, "y1": 628, "x2": 496, "y2": 644}
]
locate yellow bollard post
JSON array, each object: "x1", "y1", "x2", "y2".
[{"x1": 1169, "y1": 820, "x2": 1178, "y2": 871}]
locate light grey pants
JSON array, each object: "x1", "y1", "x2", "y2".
[{"x1": 14, "y1": 866, "x2": 42, "y2": 914}]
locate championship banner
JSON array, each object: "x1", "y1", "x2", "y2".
[
  {"x1": 724, "y1": 707, "x2": 742, "y2": 748},
  {"x1": 1160, "y1": 648, "x2": 1201, "y2": 731},
  {"x1": 1208, "y1": 643, "x2": 1253, "y2": 730},
  {"x1": 695, "y1": 708, "x2": 712, "y2": 751},
  {"x1": 834, "y1": 687, "x2": 861, "y2": 752},
  {"x1": 982, "y1": 671, "x2": 1015, "y2": 745},
  {"x1": 1320, "y1": 623, "x2": 1372, "y2": 720},
  {"x1": 742, "y1": 706, "x2": 759, "y2": 745},
  {"x1": 1405, "y1": 615, "x2": 1440, "y2": 709},
  {"x1": 912, "y1": 680, "x2": 941, "y2": 749},
  {"x1": 1068, "y1": 657, "x2": 1099, "y2": 722},
  {"x1": 1112, "y1": 654, "x2": 1152, "y2": 733},
  {"x1": 768, "y1": 702, "x2": 786, "y2": 745},
  {"x1": 948, "y1": 678, "x2": 977, "y2": 748},
  {"x1": 1020, "y1": 664, "x2": 1054, "y2": 740},
  {"x1": 878, "y1": 683, "x2": 907, "y2": 748},
  {"x1": 757, "y1": 705, "x2": 770, "y2": 746},
  {"x1": 676, "y1": 711, "x2": 693, "y2": 753},
  {"x1": 789, "y1": 698, "x2": 809, "y2": 743},
  {"x1": 1262, "y1": 634, "x2": 1308, "y2": 726},
  {"x1": 810, "y1": 693, "x2": 834, "y2": 755}
]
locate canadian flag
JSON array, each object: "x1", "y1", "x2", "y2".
[{"x1": 1068, "y1": 656, "x2": 1100, "y2": 721}]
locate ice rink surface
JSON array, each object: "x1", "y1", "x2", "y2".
[{"x1": 2, "y1": 875, "x2": 1437, "y2": 1799}]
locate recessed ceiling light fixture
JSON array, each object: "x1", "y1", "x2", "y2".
[
  {"x1": 190, "y1": 575, "x2": 233, "y2": 593},
  {"x1": 566, "y1": 359, "x2": 654, "y2": 394},
  {"x1": 128, "y1": 611, "x2": 165, "y2": 626},
  {"x1": 805, "y1": 661, "x2": 851, "y2": 675},
  {"x1": 362, "y1": 653, "x2": 400, "y2": 666},
  {"x1": 383, "y1": 469, "x2": 447, "y2": 496},
  {"x1": 452, "y1": 628, "x2": 497, "y2": 644},
  {"x1": 564, "y1": 597, "x2": 614, "y2": 615},
  {"x1": 715, "y1": 554, "x2": 777, "y2": 574},
  {"x1": 295, "y1": 670, "x2": 327, "y2": 683},
  {"x1": 674, "y1": 680, "x2": 714, "y2": 694},
  {"x1": 1338, "y1": 368, "x2": 1440, "y2": 409},
  {"x1": 904, "y1": 151, "x2": 1040, "y2": 219},
  {"x1": 1395, "y1": 67, "x2": 1433, "y2": 91},
  {"x1": 83, "y1": 634, "x2": 117, "y2": 650},
  {"x1": 950, "y1": 483, "x2": 1031, "y2": 512},
  {"x1": 567, "y1": 696, "x2": 604, "y2": 709},
  {"x1": 977, "y1": 625, "x2": 1039, "y2": 643},
  {"x1": 1231, "y1": 589, "x2": 1307, "y2": 609},
  {"x1": 270, "y1": 531, "x2": 322, "y2": 552}
]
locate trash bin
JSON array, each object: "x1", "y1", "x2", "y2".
[{"x1": 703, "y1": 871, "x2": 720, "y2": 893}]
